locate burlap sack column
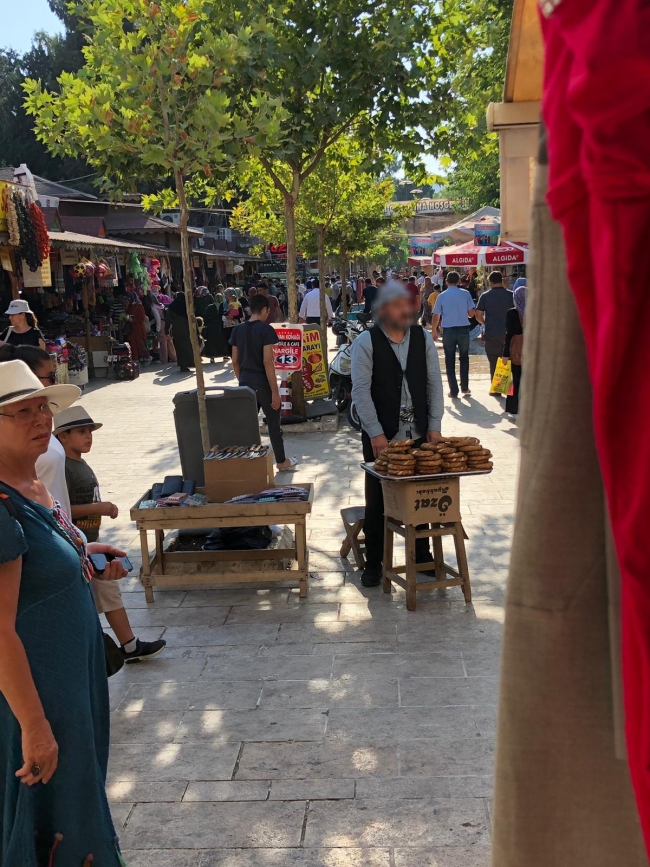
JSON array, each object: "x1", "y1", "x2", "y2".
[{"x1": 491, "y1": 162, "x2": 647, "y2": 867}]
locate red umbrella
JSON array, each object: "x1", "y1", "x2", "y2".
[{"x1": 433, "y1": 240, "x2": 528, "y2": 267}]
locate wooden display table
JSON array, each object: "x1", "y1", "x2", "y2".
[{"x1": 130, "y1": 484, "x2": 313, "y2": 602}]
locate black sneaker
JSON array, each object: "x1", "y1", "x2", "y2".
[
  {"x1": 361, "y1": 565, "x2": 383, "y2": 587},
  {"x1": 121, "y1": 638, "x2": 166, "y2": 663}
]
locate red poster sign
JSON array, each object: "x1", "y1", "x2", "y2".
[{"x1": 272, "y1": 325, "x2": 303, "y2": 371}]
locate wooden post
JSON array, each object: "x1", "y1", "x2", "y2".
[
  {"x1": 175, "y1": 170, "x2": 210, "y2": 455},
  {"x1": 405, "y1": 524, "x2": 417, "y2": 611},
  {"x1": 82, "y1": 278, "x2": 95, "y2": 377},
  {"x1": 317, "y1": 225, "x2": 328, "y2": 360},
  {"x1": 383, "y1": 518, "x2": 394, "y2": 594}
]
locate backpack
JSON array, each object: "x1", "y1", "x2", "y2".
[{"x1": 509, "y1": 320, "x2": 524, "y2": 366}]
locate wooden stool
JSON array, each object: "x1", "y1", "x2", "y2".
[
  {"x1": 340, "y1": 506, "x2": 366, "y2": 569},
  {"x1": 383, "y1": 518, "x2": 472, "y2": 611}
]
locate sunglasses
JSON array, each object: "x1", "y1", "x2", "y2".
[{"x1": 38, "y1": 373, "x2": 57, "y2": 385}]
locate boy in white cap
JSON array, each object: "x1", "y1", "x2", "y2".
[{"x1": 54, "y1": 405, "x2": 166, "y2": 662}]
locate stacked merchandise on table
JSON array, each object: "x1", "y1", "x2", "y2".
[
  {"x1": 226, "y1": 486, "x2": 309, "y2": 505},
  {"x1": 139, "y1": 475, "x2": 208, "y2": 509}
]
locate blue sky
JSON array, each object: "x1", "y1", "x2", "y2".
[{"x1": 2, "y1": 0, "x2": 63, "y2": 54}]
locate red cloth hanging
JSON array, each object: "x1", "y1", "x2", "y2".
[{"x1": 541, "y1": 0, "x2": 650, "y2": 853}]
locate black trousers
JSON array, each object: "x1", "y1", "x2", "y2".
[
  {"x1": 484, "y1": 333, "x2": 506, "y2": 382},
  {"x1": 361, "y1": 431, "x2": 431, "y2": 568},
  {"x1": 305, "y1": 316, "x2": 321, "y2": 324},
  {"x1": 241, "y1": 377, "x2": 286, "y2": 464}
]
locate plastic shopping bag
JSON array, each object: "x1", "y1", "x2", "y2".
[{"x1": 490, "y1": 357, "x2": 513, "y2": 395}]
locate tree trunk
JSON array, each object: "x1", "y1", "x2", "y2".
[
  {"x1": 82, "y1": 278, "x2": 94, "y2": 377},
  {"x1": 317, "y1": 225, "x2": 328, "y2": 359},
  {"x1": 340, "y1": 249, "x2": 348, "y2": 317},
  {"x1": 175, "y1": 171, "x2": 210, "y2": 455},
  {"x1": 284, "y1": 189, "x2": 298, "y2": 324}
]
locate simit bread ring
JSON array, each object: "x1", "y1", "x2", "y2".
[
  {"x1": 470, "y1": 462, "x2": 493, "y2": 470},
  {"x1": 388, "y1": 468, "x2": 415, "y2": 477},
  {"x1": 459, "y1": 444, "x2": 483, "y2": 453},
  {"x1": 419, "y1": 442, "x2": 442, "y2": 452},
  {"x1": 387, "y1": 452, "x2": 416, "y2": 463},
  {"x1": 438, "y1": 447, "x2": 460, "y2": 456},
  {"x1": 387, "y1": 439, "x2": 414, "y2": 451}
]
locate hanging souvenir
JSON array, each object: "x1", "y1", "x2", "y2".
[
  {"x1": 29, "y1": 203, "x2": 50, "y2": 261},
  {"x1": 6, "y1": 194, "x2": 20, "y2": 246}
]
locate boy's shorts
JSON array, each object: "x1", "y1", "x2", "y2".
[{"x1": 91, "y1": 577, "x2": 124, "y2": 613}]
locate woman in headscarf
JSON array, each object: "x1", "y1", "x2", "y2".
[
  {"x1": 125, "y1": 290, "x2": 150, "y2": 363},
  {"x1": 502, "y1": 278, "x2": 527, "y2": 415},
  {"x1": 201, "y1": 296, "x2": 230, "y2": 363},
  {"x1": 193, "y1": 286, "x2": 213, "y2": 320},
  {"x1": 166, "y1": 292, "x2": 194, "y2": 372}
]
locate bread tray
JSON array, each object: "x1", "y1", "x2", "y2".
[{"x1": 361, "y1": 462, "x2": 493, "y2": 482}]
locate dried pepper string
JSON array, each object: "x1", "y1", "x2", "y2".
[
  {"x1": 29, "y1": 202, "x2": 50, "y2": 262},
  {"x1": 13, "y1": 192, "x2": 41, "y2": 271}
]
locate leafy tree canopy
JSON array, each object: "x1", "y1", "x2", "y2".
[{"x1": 433, "y1": 0, "x2": 513, "y2": 209}]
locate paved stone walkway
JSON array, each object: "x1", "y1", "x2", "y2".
[{"x1": 78, "y1": 351, "x2": 517, "y2": 867}]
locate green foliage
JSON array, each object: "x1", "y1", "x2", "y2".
[
  {"x1": 445, "y1": 143, "x2": 501, "y2": 211},
  {"x1": 24, "y1": 0, "x2": 285, "y2": 196},
  {"x1": 433, "y1": 0, "x2": 513, "y2": 208},
  {"x1": 231, "y1": 0, "x2": 447, "y2": 317},
  {"x1": 230, "y1": 137, "x2": 407, "y2": 261}
]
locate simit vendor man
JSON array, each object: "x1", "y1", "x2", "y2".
[{"x1": 351, "y1": 281, "x2": 445, "y2": 587}]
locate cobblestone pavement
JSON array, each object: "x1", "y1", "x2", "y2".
[{"x1": 78, "y1": 349, "x2": 517, "y2": 867}]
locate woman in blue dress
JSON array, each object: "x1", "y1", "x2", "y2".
[{"x1": 0, "y1": 359, "x2": 129, "y2": 866}]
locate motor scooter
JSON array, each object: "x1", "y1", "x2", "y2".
[{"x1": 328, "y1": 312, "x2": 371, "y2": 428}]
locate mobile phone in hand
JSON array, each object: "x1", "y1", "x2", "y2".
[
  {"x1": 106, "y1": 553, "x2": 134, "y2": 572},
  {"x1": 89, "y1": 552, "x2": 108, "y2": 573}
]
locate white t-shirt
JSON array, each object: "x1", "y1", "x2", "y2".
[
  {"x1": 299, "y1": 288, "x2": 333, "y2": 319},
  {"x1": 36, "y1": 436, "x2": 71, "y2": 517}
]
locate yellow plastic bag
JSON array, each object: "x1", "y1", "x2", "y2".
[{"x1": 490, "y1": 357, "x2": 513, "y2": 395}]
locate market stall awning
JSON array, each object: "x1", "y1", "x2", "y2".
[
  {"x1": 430, "y1": 206, "x2": 501, "y2": 241},
  {"x1": 48, "y1": 230, "x2": 178, "y2": 256},
  {"x1": 408, "y1": 255, "x2": 433, "y2": 267},
  {"x1": 433, "y1": 240, "x2": 528, "y2": 267}
]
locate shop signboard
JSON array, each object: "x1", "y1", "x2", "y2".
[
  {"x1": 22, "y1": 257, "x2": 52, "y2": 288},
  {"x1": 272, "y1": 324, "x2": 303, "y2": 371},
  {"x1": 408, "y1": 235, "x2": 437, "y2": 256},
  {"x1": 474, "y1": 222, "x2": 500, "y2": 247},
  {"x1": 60, "y1": 250, "x2": 77, "y2": 265},
  {"x1": 0, "y1": 246, "x2": 13, "y2": 272},
  {"x1": 301, "y1": 328, "x2": 330, "y2": 398}
]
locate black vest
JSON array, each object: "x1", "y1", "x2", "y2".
[{"x1": 369, "y1": 325, "x2": 429, "y2": 440}]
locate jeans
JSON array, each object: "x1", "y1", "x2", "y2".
[
  {"x1": 484, "y1": 334, "x2": 506, "y2": 382},
  {"x1": 241, "y1": 376, "x2": 286, "y2": 464},
  {"x1": 361, "y1": 431, "x2": 431, "y2": 568},
  {"x1": 442, "y1": 326, "x2": 471, "y2": 395}
]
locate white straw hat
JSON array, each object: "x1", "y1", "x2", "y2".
[
  {"x1": 53, "y1": 405, "x2": 103, "y2": 435},
  {"x1": 0, "y1": 359, "x2": 80, "y2": 411},
  {"x1": 4, "y1": 299, "x2": 33, "y2": 316}
]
